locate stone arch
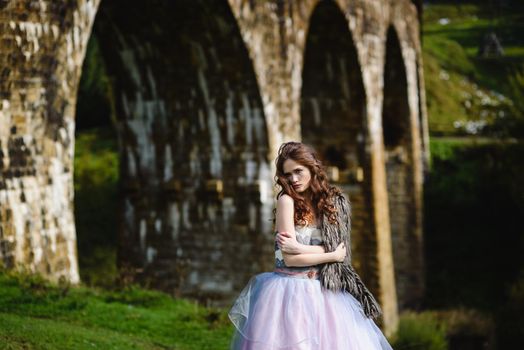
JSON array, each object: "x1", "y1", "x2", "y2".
[
  {"x1": 416, "y1": 57, "x2": 431, "y2": 176},
  {"x1": 85, "y1": 0, "x2": 272, "y2": 303},
  {"x1": 300, "y1": 0, "x2": 379, "y2": 294},
  {"x1": 382, "y1": 24, "x2": 422, "y2": 311},
  {"x1": 0, "y1": 0, "x2": 101, "y2": 284},
  {"x1": 0, "y1": 0, "x2": 427, "y2": 330}
]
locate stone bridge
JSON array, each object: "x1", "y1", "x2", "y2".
[{"x1": 0, "y1": 0, "x2": 428, "y2": 333}]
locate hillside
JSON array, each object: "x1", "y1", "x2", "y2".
[
  {"x1": 0, "y1": 270, "x2": 233, "y2": 350},
  {"x1": 422, "y1": 2, "x2": 524, "y2": 136}
]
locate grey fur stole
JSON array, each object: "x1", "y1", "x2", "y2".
[{"x1": 318, "y1": 192, "x2": 382, "y2": 320}]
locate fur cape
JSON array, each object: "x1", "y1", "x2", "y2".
[{"x1": 318, "y1": 192, "x2": 382, "y2": 320}]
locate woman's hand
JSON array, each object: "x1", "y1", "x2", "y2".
[
  {"x1": 276, "y1": 231, "x2": 302, "y2": 254},
  {"x1": 333, "y1": 242, "x2": 347, "y2": 262}
]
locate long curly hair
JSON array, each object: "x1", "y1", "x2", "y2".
[{"x1": 272, "y1": 141, "x2": 342, "y2": 227}]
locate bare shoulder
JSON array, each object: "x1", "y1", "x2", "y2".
[
  {"x1": 276, "y1": 194, "x2": 294, "y2": 232},
  {"x1": 277, "y1": 193, "x2": 294, "y2": 206}
]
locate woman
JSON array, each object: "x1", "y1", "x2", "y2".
[{"x1": 228, "y1": 141, "x2": 393, "y2": 349}]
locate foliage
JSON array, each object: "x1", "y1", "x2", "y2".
[
  {"x1": 390, "y1": 308, "x2": 496, "y2": 350},
  {"x1": 496, "y1": 266, "x2": 524, "y2": 349},
  {"x1": 0, "y1": 269, "x2": 233, "y2": 349},
  {"x1": 434, "y1": 308, "x2": 495, "y2": 349},
  {"x1": 76, "y1": 34, "x2": 114, "y2": 131},
  {"x1": 74, "y1": 128, "x2": 120, "y2": 287},
  {"x1": 424, "y1": 137, "x2": 524, "y2": 346},
  {"x1": 424, "y1": 35, "x2": 475, "y2": 77},
  {"x1": 495, "y1": 268, "x2": 524, "y2": 347},
  {"x1": 480, "y1": 63, "x2": 524, "y2": 138},
  {"x1": 422, "y1": 4, "x2": 482, "y2": 24},
  {"x1": 434, "y1": 308, "x2": 494, "y2": 337},
  {"x1": 424, "y1": 138, "x2": 524, "y2": 310},
  {"x1": 507, "y1": 64, "x2": 524, "y2": 115},
  {"x1": 390, "y1": 312, "x2": 448, "y2": 350}
]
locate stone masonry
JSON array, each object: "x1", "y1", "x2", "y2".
[{"x1": 0, "y1": 0, "x2": 428, "y2": 335}]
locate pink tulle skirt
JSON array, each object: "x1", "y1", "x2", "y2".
[{"x1": 228, "y1": 271, "x2": 393, "y2": 350}]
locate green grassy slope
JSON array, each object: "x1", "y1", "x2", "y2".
[
  {"x1": 422, "y1": 3, "x2": 524, "y2": 136},
  {"x1": 0, "y1": 271, "x2": 233, "y2": 350}
]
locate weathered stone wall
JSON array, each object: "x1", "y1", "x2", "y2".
[
  {"x1": 91, "y1": 0, "x2": 274, "y2": 299},
  {"x1": 382, "y1": 25, "x2": 425, "y2": 311},
  {"x1": 299, "y1": 0, "x2": 379, "y2": 294},
  {"x1": 0, "y1": 0, "x2": 100, "y2": 283},
  {"x1": 389, "y1": 1, "x2": 427, "y2": 314},
  {"x1": 0, "y1": 0, "x2": 428, "y2": 335}
]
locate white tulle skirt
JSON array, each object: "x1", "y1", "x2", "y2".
[{"x1": 228, "y1": 271, "x2": 393, "y2": 350}]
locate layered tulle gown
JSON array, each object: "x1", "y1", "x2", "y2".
[{"x1": 228, "y1": 224, "x2": 393, "y2": 350}]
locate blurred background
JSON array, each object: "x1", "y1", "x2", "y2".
[
  {"x1": 73, "y1": 0, "x2": 524, "y2": 347},
  {"x1": 1, "y1": 0, "x2": 523, "y2": 349}
]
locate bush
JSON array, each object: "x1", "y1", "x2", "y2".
[
  {"x1": 390, "y1": 309, "x2": 496, "y2": 350},
  {"x1": 434, "y1": 308, "x2": 495, "y2": 350},
  {"x1": 390, "y1": 312, "x2": 448, "y2": 350},
  {"x1": 74, "y1": 128, "x2": 120, "y2": 287},
  {"x1": 496, "y1": 270, "x2": 524, "y2": 347},
  {"x1": 425, "y1": 138, "x2": 524, "y2": 347},
  {"x1": 424, "y1": 139, "x2": 524, "y2": 311}
]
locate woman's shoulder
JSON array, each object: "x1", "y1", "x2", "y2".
[{"x1": 276, "y1": 193, "x2": 294, "y2": 205}]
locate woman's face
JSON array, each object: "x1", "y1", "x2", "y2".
[{"x1": 283, "y1": 159, "x2": 312, "y2": 193}]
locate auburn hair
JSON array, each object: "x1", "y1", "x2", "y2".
[{"x1": 272, "y1": 141, "x2": 342, "y2": 227}]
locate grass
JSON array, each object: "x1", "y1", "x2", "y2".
[
  {"x1": 423, "y1": 3, "x2": 524, "y2": 61},
  {"x1": 422, "y1": 3, "x2": 524, "y2": 136},
  {"x1": 0, "y1": 270, "x2": 234, "y2": 349},
  {"x1": 0, "y1": 313, "x2": 163, "y2": 350}
]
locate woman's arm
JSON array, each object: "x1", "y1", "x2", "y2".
[
  {"x1": 275, "y1": 195, "x2": 296, "y2": 237},
  {"x1": 275, "y1": 194, "x2": 343, "y2": 267},
  {"x1": 283, "y1": 242, "x2": 345, "y2": 267},
  {"x1": 299, "y1": 244, "x2": 326, "y2": 254},
  {"x1": 276, "y1": 231, "x2": 326, "y2": 254},
  {"x1": 274, "y1": 197, "x2": 325, "y2": 255}
]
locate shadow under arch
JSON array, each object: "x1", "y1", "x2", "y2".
[
  {"x1": 300, "y1": 0, "x2": 379, "y2": 293},
  {"x1": 75, "y1": 0, "x2": 272, "y2": 305},
  {"x1": 382, "y1": 25, "x2": 423, "y2": 311}
]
